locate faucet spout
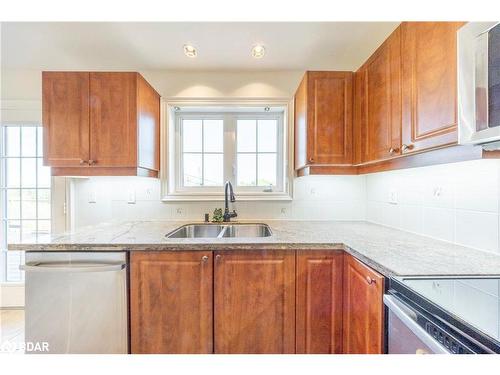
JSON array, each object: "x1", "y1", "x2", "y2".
[{"x1": 223, "y1": 181, "x2": 238, "y2": 222}]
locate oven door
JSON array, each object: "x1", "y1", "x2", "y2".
[{"x1": 384, "y1": 295, "x2": 449, "y2": 354}]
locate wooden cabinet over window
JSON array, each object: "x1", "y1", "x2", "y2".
[
  {"x1": 295, "y1": 71, "x2": 353, "y2": 175},
  {"x1": 343, "y1": 254, "x2": 385, "y2": 354},
  {"x1": 400, "y1": 22, "x2": 464, "y2": 154},
  {"x1": 130, "y1": 251, "x2": 213, "y2": 354},
  {"x1": 296, "y1": 251, "x2": 344, "y2": 354},
  {"x1": 42, "y1": 71, "x2": 160, "y2": 177},
  {"x1": 214, "y1": 250, "x2": 296, "y2": 354}
]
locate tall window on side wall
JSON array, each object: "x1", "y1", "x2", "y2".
[
  {"x1": 167, "y1": 104, "x2": 290, "y2": 200},
  {"x1": 0, "y1": 124, "x2": 51, "y2": 282}
]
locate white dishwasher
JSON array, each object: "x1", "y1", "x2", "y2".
[{"x1": 22, "y1": 252, "x2": 128, "y2": 354}]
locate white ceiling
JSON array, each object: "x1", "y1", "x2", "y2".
[{"x1": 1, "y1": 22, "x2": 399, "y2": 71}]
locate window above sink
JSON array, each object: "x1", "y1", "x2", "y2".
[{"x1": 162, "y1": 100, "x2": 293, "y2": 202}]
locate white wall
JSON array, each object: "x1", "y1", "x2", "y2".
[{"x1": 366, "y1": 159, "x2": 500, "y2": 255}]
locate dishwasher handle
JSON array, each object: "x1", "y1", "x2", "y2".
[
  {"x1": 384, "y1": 294, "x2": 449, "y2": 354},
  {"x1": 20, "y1": 262, "x2": 126, "y2": 273}
]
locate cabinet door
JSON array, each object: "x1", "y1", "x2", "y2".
[
  {"x1": 343, "y1": 254, "x2": 384, "y2": 354},
  {"x1": 89, "y1": 72, "x2": 137, "y2": 168},
  {"x1": 42, "y1": 72, "x2": 90, "y2": 167},
  {"x1": 306, "y1": 71, "x2": 353, "y2": 165},
  {"x1": 130, "y1": 251, "x2": 213, "y2": 354},
  {"x1": 296, "y1": 251, "x2": 343, "y2": 354},
  {"x1": 401, "y1": 22, "x2": 464, "y2": 153},
  {"x1": 214, "y1": 251, "x2": 295, "y2": 354},
  {"x1": 361, "y1": 27, "x2": 401, "y2": 162}
]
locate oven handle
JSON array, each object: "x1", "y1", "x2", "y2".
[
  {"x1": 20, "y1": 262, "x2": 126, "y2": 273},
  {"x1": 384, "y1": 294, "x2": 450, "y2": 354}
]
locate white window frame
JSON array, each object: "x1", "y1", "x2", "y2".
[{"x1": 162, "y1": 99, "x2": 294, "y2": 201}]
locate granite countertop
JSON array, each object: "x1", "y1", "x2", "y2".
[{"x1": 8, "y1": 220, "x2": 500, "y2": 277}]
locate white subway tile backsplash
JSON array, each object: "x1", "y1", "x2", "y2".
[
  {"x1": 455, "y1": 210, "x2": 499, "y2": 254},
  {"x1": 365, "y1": 159, "x2": 500, "y2": 254},
  {"x1": 422, "y1": 207, "x2": 455, "y2": 243}
]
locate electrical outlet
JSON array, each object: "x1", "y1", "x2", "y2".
[
  {"x1": 389, "y1": 190, "x2": 398, "y2": 205},
  {"x1": 127, "y1": 190, "x2": 136, "y2": 204},
  {"x1": 88, "y1": 191, "x2": 96, "y2": 203}
]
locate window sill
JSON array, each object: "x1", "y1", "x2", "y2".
[{"x1": 161, "y1": 192, "x2": 292, "y2": 202}]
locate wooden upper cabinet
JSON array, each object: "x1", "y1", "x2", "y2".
[
  {"x1": 296, "y1": 251, "x2": 343, "y2": 354},
  {"x1": 42, "y1": 71, "x2": 160, "y2": 177},
  {"x1": 214, "y1": 250, "x2": 296, "y2": 354},
  {"x1": 42, "y1": 72, "x2": 90, "y2": 167},
  {"x1": 294, "y1": 71, "x2": 353, "y2": 171},
  {"x1": 130, "y1": 251, "x2": 213, "y2": 354},
  {"x1": 357, "y1": 26, "x2": 402, "y2": 163},
  {"x1": 400, "y1": 22, "x2": 464, "y2": 154},
  {"x1": 89, "y1": 72, "x2": 137, "y2": 168},
  {"x1": 343, "y1": 254, "x2": 385, "y2": 354}
]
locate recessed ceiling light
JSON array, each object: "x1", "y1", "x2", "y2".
[
  {"x1": 252, "y1": 44, "x2": 266, "y2": 59},
  {"x1": 183, "y1": 44, "x2": 197, "y2": 58}
]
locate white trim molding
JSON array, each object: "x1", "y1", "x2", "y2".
[{"x1": 161, "y1": 98, "x2": 294, "y2": 202}]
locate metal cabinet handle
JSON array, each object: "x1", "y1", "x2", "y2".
[
  {"x1": 366, "y1": 276, "x2": 375, "y2": 285},
  {"x1": 402, "y1": 144, "x2": 414, "y2": 152},
  {"x1": 215, "y1": 254, "x2": 222, "y2": 261},
  {"x1": 79, "y1": 159, "x2": 88, "y2": 165},
  {"x1": 201, "y1": 255, "x2": 209, "y2": 262},
  {"x1": 309, "y1": 157, "x2": 315, "y2": 163},
  {"x1": 20, "y1": 262, "x2": 126, "y2": 273},
  {"x1": 389, "y1": 147, "x2": 399, "y2": 155},
  {"x1": 88, "y1": 159, "x2": 97, "y2": 166}
]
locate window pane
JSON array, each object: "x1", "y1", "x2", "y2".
[
  {"x1": 6, "y1": 158, "x2": 21, "y2": 187},
  {"x1": 183, "y1": 153, "x2": 203, "y2": 186},
  {"x1": 203, "y1": 154, "x2": 223, "y2": 186},
  {"x1": 203, "y1": 120, "x2": 223, "y2": 153},
  {"x1": 21, "y1": 220, "x2": 37, "y2": 242},
  {"x1": 21, "y1": 158, "x2": 37, "y2": 187},
  {"x1": 237, "y1": 154, "x2": 256, "y2": 186},
  {"x1": 37, "y1": 158, "x2": 51, "y2": 188},
  {"x1": 258, "y1": 120, "x2": 278, "y2": 152},
  {"x1": 22, "y1": 189, "x2": 37, "y2": 219},
  {"x1": 37, "y1": 127, "x2": 44, "y2": 157},
  {"x1": 182, "y1": 119, "x2": 202, "y2": 152},
  {"x1": 237, "y1": 120, "x2": 256, "y2": 152},
  {"x1": 7, "y1": 220, "x2": 21, "y2": 244},
  {"x1": 5, "y1": 127, "x2": 20, "y2": 156},
  {"x1": 38, "y1": 189, "x2": 51, "y2": 219},
  {"x1": 258, "y1": 154, "x2": 277, "y2": 186},
  {"x1": 6, "y1": 189, "x2": 21, "y2": 219},
  {"x1": 21, "y1": 126, "x2": 37, "y2": 157}
]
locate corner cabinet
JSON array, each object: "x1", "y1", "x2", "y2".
[
  {"x1": 296, "y1": 251, "x2": 344, "y2": 354},
  {"x1": 295, "y1": 71, "x2": 354, "y2": 175},
  {"x1": 343, "y1": 254, "x2": 385, "y2": 354},
  {"x1": 42, "y1": 71, "x2": 160, "y2": 177},
  {"x1": 355, "y1": 26, "x2": 402, "y2": 163}
]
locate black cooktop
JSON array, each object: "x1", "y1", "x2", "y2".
[{"x1": 389, "y1": 276, "x2": 500, "y2": 353}]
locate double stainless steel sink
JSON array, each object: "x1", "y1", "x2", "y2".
[{"x1": 166, "y1": 223, "x2": 272, "y2": 238}]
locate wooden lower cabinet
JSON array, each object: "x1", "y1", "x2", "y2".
[
  {"x1": 214, "y1": 250, "x2": 296, "y2": 354},
  {"x1": 130, "y1": 251, "x2": 213, "y2": 354},
  {"x1": 343, "y1": 254, "x2": 385, "y2": 354},
  {"x1": 296, "y1": 251, "x2": 344, "y2": 353},
  {"x1": 129, "y1": 250, "x2": 385, "y2": 354}
]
